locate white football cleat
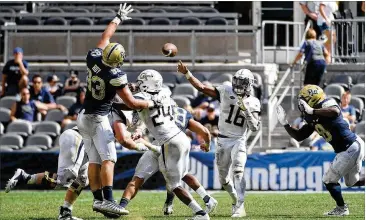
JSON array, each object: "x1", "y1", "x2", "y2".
[
  {"x1": 163, "y1": 203, "x2": 173, "y2": 215},
  {"x1": 324, "y1": 204, "x2": 349, "y2": 216},
  {"x1": 100, "y1": 200, "x2": 129, "y2": 216},
  {"x1": 58, "y1": 206, "x2": 83, "y2": 220},
  {"x1": 231, "y1": 204, "x2": 237, "y2": 215},
  {"x1": 5, "y1": 168, "x2": 28, "y2": 193},
  {"x1": 205, "y1": 197, "x2": 218, "y2": 214},
  {"x1": 186, "y1": 213, "x2": 210, "y2": 220},
  {"x1": 231, "y1": 201, "x2": 246, "y2": 218}
]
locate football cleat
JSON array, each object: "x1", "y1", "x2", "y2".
[
  {"x1": 186, "y1": 213, "x2": 210, "y2": 220},
  {"x1": 163, "y1": 202, "x2": 173, "y2": 215},
  {"x1": 205, "y1": 197, "x2": 218, "y2": 214},
  {"x1": 58, "y1": 206, "x2": 83, "y2": 220},
  {"x1": 231, "y1": 201, "x2": 246, "y2": 218},
  {"x1": 100, "y1": 200, "x2": 129, "y2": 217},
  {"x1": 93, "y1": 200, "x2": 123, "y2": 219},
  {"x1": 324, "y1": 204, "x2": 349, "y2": 216},
  {"x1": 5, "y1": 168, "x2": 29, "y2": 193}
]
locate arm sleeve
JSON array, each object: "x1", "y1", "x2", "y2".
[
  {"x1": 214, "y1": 84, "x2": 230, "y2": 102},
  {"x1": 350, "y1": 106, "x2": 356, "y2": 117}
]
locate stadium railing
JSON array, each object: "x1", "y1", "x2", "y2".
[
  {"x1": 1, "y1": 24, "x2": 258, "y2": 65},
  {"x1": 331, "y1": 18, "x2": 365, "y2": 63}
]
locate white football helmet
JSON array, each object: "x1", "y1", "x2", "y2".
[
  {"x1": 136, "y1": 69, "x2": 163, "y2": 93},
  {"x1": 232, "y1": 69, "x2": 255, "y2": 97}
]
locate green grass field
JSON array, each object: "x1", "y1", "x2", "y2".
[{"x1": 0, "y1": 191, "x2": 364, "y2": 220}]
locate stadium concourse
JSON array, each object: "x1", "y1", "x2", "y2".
[{"x1": 0, "y1": 1, "x2": 365, "y2": 220}]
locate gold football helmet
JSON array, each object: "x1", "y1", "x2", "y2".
[
  {"x1": 102, "y1": 42, "x2": 125, "y2": 68},
  {"x1": 298, "y1": 85, "x2": 326, "y2": 107}
]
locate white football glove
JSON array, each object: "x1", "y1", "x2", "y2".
[
  {"x1": 116, "y1": 3, "x2": 134, "y2": 21},
  {"x1": 276, "y1": 105, "x2": 289, "y2": 126},
  {"x1": 135, "y1": 143, "x2": 148, "y2": 152},
  {"x1": 298, "y1": 99, "x2": 314, "y2": 115}
]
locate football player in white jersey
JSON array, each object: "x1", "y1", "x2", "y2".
[
  {"x1": 121, "y1": 69, "x2": 210, "y2": 220},
  {"x1": 177, "y1": 61, "x2": 261, "y2": 217}
]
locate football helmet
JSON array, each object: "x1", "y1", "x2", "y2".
[
  {"x1": 298, "y1": 85, "x2": 326, "y2": 108},
  {"x1": 232, "y1": 69, "x2": 255, "y2": 97},
  {"x1": 136, "y1": 69, "x2": 163, "y2": 93},
  {"x1": 102, "y1": 42, "x2": 126, "y2": 68}
]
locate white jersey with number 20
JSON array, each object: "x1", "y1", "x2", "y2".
[{"x1": 215, "y1": 84, "x2": 260, "y2": 138}]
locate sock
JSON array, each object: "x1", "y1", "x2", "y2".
[
  {"x1": 195, "y1": 186, "x2": 209, "y2": 200},
  {"x1": 92, "y1": 189, "x2": 103, "y2": 201},
  {"x1": 27, "y1": 174, "x2": 37, "y2": 185},
  {"x1": 233, "y1": 172, "x2": 246, "y2": 202},
  {"x1": 62, "y1": 201, "x2": 73, "y2": 210},
  {"x1": 165, "y1": 191, "x2": 175, "y2": 205},
  {"x1": 325, "y1": 183, "x2": 345, "y2": 207},
  {"x1": 223, "y1": 181, "x2": 238, "y2": 205},
  {"x1": 119, "y1": 197, "x2": 130, "y2": 208},
  {"x1": 102, "y1": 186, "x2": 114, "y2": 201},
  {"x1": 188, "y1": 200, "x2": 203, "y2": 214}
]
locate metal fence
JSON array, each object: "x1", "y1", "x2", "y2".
[
  {"x1": 1, "y1": 24, "x2": 258, "y2": 66},
  {"x1": 331, "y1": 18, "x2": 365, "y2": 63}
]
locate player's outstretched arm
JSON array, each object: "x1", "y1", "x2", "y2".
[
  {"x1": 117, "y1": 87, "x2": 155, "y2": 110},
  {"x1": 177, "y1": 60, "x2": 217, "y2": 98},
  {"x1": 187, "y1": 119, "x2": 211, "y2": 152},
  {"x1": 97, "y1": 3, "x2": 133, "y2": 49},
  {"x1": 298, "y1": 99, "x2": 340, "y2": 118},
  {"x1": 113, "y1": 120, "x2": 149, "y2": 152}
]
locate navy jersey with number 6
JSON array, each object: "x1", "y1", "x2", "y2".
[
  {"x1": 304, "y1": 98, "x2": 357, "y2": 153},
  {"x1": 84, "y1": 48, "x2": 128, "y2": 116},
  {"x1": 174, "y1": 107, "x2": 193, "y2": 131}
]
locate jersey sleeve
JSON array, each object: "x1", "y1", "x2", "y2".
[
  {"x1": 214, "y1": 84, "x2": 231, "y2": 102},
  {"x1": 109, "y1": 69, "x2": 128, "y2": 89},
  {"x1": 248, "y1": 97, "x2": 261, "y2": 113},
  {"x1": 86, "y1": 48, "x2": 103, "y2": 61},
  {"x1": 133, "y1": 92, "x2": 149, "y2": 100},
  {"x1": 299, "y1": 42, "x2": 306, "y2": 53},
  {"x1": 321, "y1": 99, "x2": 339, "y2": 108},
  {"x1": 43, "y1": 90, "x2": 55, "y2": 103}
]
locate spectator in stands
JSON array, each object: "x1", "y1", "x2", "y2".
[
  {"x1": 10, "y1": 88, "x2": 48, "y2": 122},
  {"x1": 191, "y1": 81, "x2": 220, "y2": 120},
  {"x1": 299, "y1": 1, "x2": 322, "y2": 38},
  {"x1": 199, "y1": 103, "x2": 219, "y2": 137},
  {"x1": 291, "y1": 28, "x2": 330, "y2": 86},
  {"x1": 30, "y1": 74, "x2": 66, "y2": 116},
  {"x1": 1, "y1": 47, "x2": 29, "y2": 97},
  {"x1": 340, "y1": 92, "x2": 357, "y2": 131},
  {"x1": 45, "y1": 74, "x2": 63, "y2": 99},
  {"x1": 317, "y1": 1, "x2": 338, "y2": 56},
  {"x1": 63, "y1": 70, "x2": 81, "y2": 94},
  {"x1": 61, "y1": 87, "x2": 85, "y2": 128}
]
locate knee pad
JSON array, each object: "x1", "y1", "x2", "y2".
[
  {"x1": 41, "y1": 171, "x2": 57, "y2": 189},
  {"x1": 69, "y1": 179, "x2": 85, "y2": 195}
]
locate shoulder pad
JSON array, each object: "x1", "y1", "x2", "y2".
[
  {"x1": 248, "y1": 96, "x2": 261, "y2": 112},
  {"x1": 87, "y1": 48, "x2": 103, "y2": 59},
  {"x1": 321, "y1": 99, "x2": 338, "y2": 108},
  {"x1": 109, "y1": 74, "x2": 128, "y2": 87}
]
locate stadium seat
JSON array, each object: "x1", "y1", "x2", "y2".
[
  {"x1": 350, "y1": 97, "x2": 364, "y2": 122},
  {"x1": 6, "y1": 120, "x2": 32, "y2": 137},
  {"x1": 126, "y1": 72, "x2": 140, "y2": 82},
  {"x1": 0, "y1": 133, "x2": 23, "y2": 150},
  {"x1": 0, "y1": 108, "x2": 11, "y2": 126},
  {"x1": 160, "y1": 72, "x2": 179, "y2": 87},
  {"x1": 0, "y1": 7, "x2": 16, "y2": 14},
  {"x1": 0, "y1": 146, "x2": 14, "y2": 152},
  {"x1": 44, "y1": 17, "x2": 68, "y2": 25},
  {"x1": 64, "y1": 121, "x2": 77, "y2": 131},
  {"x1": 131, "y1": 9, "x2": 141, "y2": 13},
  {"x1": 351, "y1": 84, "x2": 365, "y2": 100},
  {"x1": 148, "y1": 17, "x2": 172, "y2": 25},
  {"x1": 25, "y1": 134, "x2": 53, "y2": 150},
  {"x1": 147, "y1": 8, "x2": 166, "y2": 13},
  {"x1": 210, "y1": 73, "x2": 232, "y2": 85},
  {"x1": 194, "y1": 7, "x2": 219, "y2": 13},
  {"x1": 20, "y1": 146, "x2": 43, "y2": 152},
  {"x1": 45, "y1": 109, "x2": 66, "y2": 123},
  {"x1": 122, "y1": 18, "x2": 145, "y2": 26},
  {"x1": 172, "y1": 96, "x2": 191, "y2": 108},
  {"x1": 0, "y1": 96, "x2": 18, "y2": 109},
  {"x1": 165, "y1": 8, "x2": 192, "y2": 13},
  {"x1": 17, "y1": 17, "x2": 41, "y2": 25},
  {"x1": 324, "y1": 84, "x2": 345, "y2": 102},
  {"x1": 96, "y1": 17, "x2": 114, "y2": 25},
  {"x1": 70, "y1": 17, "x2": 94, "y2": 26},
  {"x1": 173, "y1": 84, "x2": 198, "y2": 100},
  {"x1": 179, "y1": 17, "x2": 201, "y2": 26},
  {"x1": 329, "y1": 74, "x2": 353, "y2": 91},
  {"x1": 357, "y1": 74, "x2": 365, "y2": 84},
  {"x1": 42, "y1": 7, "x2": 64, "y2": 13},
  {"x1": 70, "y1": 8, "x2": 90, "y2": 13},
  {"x1": 205, "y1": 17, "x2": 228, "y2": 25},
  {"x1": 94, "y1": 8, "x2": 116, "y2": 13},
  {"x1": 178, "y1": 72, "x2": 207, "y2": 84},
  {"x1": 34, "y1": 121, "x2": 61, "y2": 139},
  {"x1": 355, "y1": 121, "x2": 365, "y2": 136},
  {"x1": 0, "y1": 122, "x2": 4, "y2": 135},
  {"x1": 0, "y1": 18, "x2": 7, "y2": 26},
  {"x1": 56, "y1": 96, "x2": 77, "y2": 109}
]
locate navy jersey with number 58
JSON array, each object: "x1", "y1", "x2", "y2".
[
  {"x1": 83, "y1": 48, "x2": 128, "y2": 116},
  {"x1": 304, "y1": 98, "x2": 357, "y2": 153}
]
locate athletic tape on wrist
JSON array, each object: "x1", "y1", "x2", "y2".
[
  {"x1": 185, "y1": 70, "x2": 193, "y2": 80},
  {"x1": 112, "y1": 17, "x2": 121, "y2": 25}
]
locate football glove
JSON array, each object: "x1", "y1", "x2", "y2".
[
  {"x1": 276, "y1": 105, "x2": 289, "y2": 126},
  {"x1": 298, "y1": 99, "x2": 314, "y2": 115},
  {"x1": 116, "y1": 3, "x2": 134, "y2": 21},
  {"x1": 237, "y1": 97, "x2": 248, "y2": 111}
]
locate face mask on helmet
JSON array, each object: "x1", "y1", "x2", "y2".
[
  {"x1": 136, "y1": 70, "x2": 163, "y2": 93},
  {"x1": 232, "y1": 77, "x2": 253, "y2": 96}
]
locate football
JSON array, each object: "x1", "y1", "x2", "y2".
[{"x1": 162, "y1": 43, "x2": 178, "y2": 57}]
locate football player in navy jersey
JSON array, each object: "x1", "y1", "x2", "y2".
[
  {"x1": 76, "y1": 3, "x2": 160, "y2": 218},
  {"x1": 277, "y1": 85, "x2": 365, "y2": 217}
]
